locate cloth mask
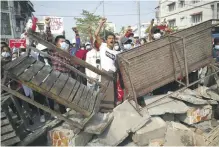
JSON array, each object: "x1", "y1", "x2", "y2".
[
  {"x1": 114, "y1": 45, "x2": 119, "y2": 51},
  {"x1": 60, "y1": 42, "x2": 69, "y2": 51},
  {"x1": 215, "y1": 45, "x2": 219, "y2": 50},
  {"x1": 124, "y1": 44, "x2": 131, "y2": 50},
  {"x1": 2, "y1": 52, "x2": 11, "y2": 57},
  {"x1": 153, "y1": 33, "x2": 161, "y2": 40}
]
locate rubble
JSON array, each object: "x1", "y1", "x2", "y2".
[
  {"x1": 204, "y1": 125, "x2": 219, "y2": 146},
  {"x1": 149, "y1": 138, "x2": 165, "y2": 146},
  {"x1": 144, "y1": 95, "x2": 189, "y2": 115},
  {"x1": 196, "y1": 86, "x2": 219, "y2": 101},
  {"x1": 176, "y1": 104, "x2": 213, "y2": 125},
  {"x1": 71, "y1": 131, "x2": 93, "y2": 146},
  {"x1": 94, "y1": 100, "x2": 150, "y2": 146},
  {"x1": 84, "y1": 112, "x2": 114, "y2": 134},
  {"x1": 132, "y1": 117, "x2": 167, "y2": 146}
]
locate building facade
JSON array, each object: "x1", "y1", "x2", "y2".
[
  {"x1": 156, "y1": 0, "x2": 219, "y2": 29},
  {"x1": 1, "y1": 0, "x2": 34, "y2": 42},
  {"x1": 132, "y1": 22, "x2": 151, "y2": 38}
]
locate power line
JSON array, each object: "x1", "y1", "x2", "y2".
[
  {"x1": 35, "y1": 11, "x2": 156, "y2": 18},
  {"x1": 92, "y1": 1, "x2": 103, "y2": 14}
]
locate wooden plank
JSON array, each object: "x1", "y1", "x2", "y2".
[
  {"x1": 1, "y1": 112, "x2": 6, "y2": 119},
  {"x1": 50, "y1": 73, "x2": 69, "y2": 95},
  {"x1": 31, "y1": 66, "x2": 52, "y2": 86},
  {"x1": 41, "y1": 70, "x2": 61, "y2": 91},
  {"x1": 1, "y1": 136, "x2": 20, "y2": 146},
  {"x1": 1, "y1": 119, "x2": 10, "y2": 126},
  {"x1": 1, "y1": 125, "x2": 13, "y2": 135},
  {"x1": 83, "y1": 89, "x2": 93, "y2": 110},
  {"x1": 10, "y1": 57, "x2": 36, "y2": 77},
  {"x1": 3, "y1": 54, "x2": 27, "y2": 71},
  {"x1": 1, "y1": 131, "x2": 16, "y2": 141},
  {"x1": 59, "y1": 78, "x2": 77, "y2": 100},
  {"x1": 72, "y1": 84, "x2": 85, "y2": 104},
  {"x1": 68, "y1": 81, "x2": 80, "y2": 102},
  {"x1": 78, "y1": 86, "x2": 90, "y2": 108},
  {"x1": 88, "y1": 91, "x2": 98, "y2": 112},
  {"x1": 19, "y1": 61, "x2": 45, "y2": 82}
]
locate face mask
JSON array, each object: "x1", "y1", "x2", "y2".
[
  {"x1": 153, "y1": 33, "x2": 161, "y2": 40},
  {"x1": 60, "y1": 42, "x2": 69, "y2": 50},
  {"x1": 81, "y1": 47, "x2": 85, "y2": 50},
  {"x1": 215, "y1": 45, "x2": 219, "y2": 50},
  {"x1": 114, "y1": 45, "x2": 119, "y2": 51},
  {"x1": 86, "y1": 45, "x2": 91, "y2": 50},
  {"x1": 2, "y1": 52, "x2": 11, "y2": 58},
  {"x1": 124, "y1": 44, "x2": 131, "y2": 50}
]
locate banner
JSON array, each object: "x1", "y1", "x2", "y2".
[
  {"x1": 9, "y1": 39, "x2": 26, "y2": 48},
  {"x1": 44, "y1": 16, "x2": 64, "y2": 34}
]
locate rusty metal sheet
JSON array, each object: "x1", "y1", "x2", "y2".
[{"x1": 117, "y1": 20, "x2": 213, "y2": 99}]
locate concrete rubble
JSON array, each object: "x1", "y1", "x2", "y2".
[{"x1": 47, "y1": 85, "x2": 219, "y2": 146}]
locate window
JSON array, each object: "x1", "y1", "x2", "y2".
[
  {"x1": 168, "y1": 19, "x2": 176, "y2": 27},
  {"x1": 179, "y1": 0, "x2": 185, "y2": 8},
  {"x1": 192, "y1": 0, "x2": 200, "y2": 4},
  {"x1": 1, "y1": 0, "x2": 9, "y2": 10},
  {"x1": 211, "y1": 5, "x2": 215, "y2": 18},
  {"x1": 191, "y1": 13, "x2": 202, "y2": 23},
  {"x1": 168, "y1": 2, "x2": 176, "y2": 12},
  {"x1": 1, "y1": 12, "x2": 12, "y2": 35}
]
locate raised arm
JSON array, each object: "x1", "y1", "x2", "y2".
[
  {"x1": 72, "y1": 27, "x2": 81, "y2": 50},
  {"x1": 45, "y1": 17, "x2": 53, "y2": 43},
  {"x1": 95, "y1": 18, "x2": 106, "y2": 46}
]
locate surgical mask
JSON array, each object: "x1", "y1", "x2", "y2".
[
  {"x1": 114, "y1": 45, "x2": 119, "y2": 51},
  {"x1": 81, "y1": 47, "x2": 85, "y2": 50},
  {"x1": 1, "y1": 52, "x2": 11, "y2": 58},
  {"x1": 215, "y1": 45, "x2": 219, "y2": 50},
  {"x1": 153, "y1": 33, "x2": 161, "y2": 40},
  {"x1": 86, "y1": 45, "x2": 91, "y2": 50},
  {"x1": 124, "y1": 44, "x2": 131, "y2": 50},
  {"x1": 60, "y1": 42, "x2": 69, "y2": 50}
]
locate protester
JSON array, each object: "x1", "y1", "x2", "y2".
[
  {"x1": 69, "y1": 27, "x2": 81, "y2": 56},
  {"x1": 120, "y1": 36, "x2": 132, "y2": 51},
  {"x1": 140, "y1": 38, "x2": 147, "y2": 45},
  {"x1": 95, "y1": 17, "x2": 124, "y2": 104},
  {"x1": 85, "y1": 44, "x2": 101, "y2": 90},
  {"x1": 1, "y1": 41, "x2": 8, "y2": 48},
  {"x1": 85, "y1": 42, "x2": 92, "y2": 51},
  {"x1": 113, "y1": 42, "x2": 121, "y2": 51}
]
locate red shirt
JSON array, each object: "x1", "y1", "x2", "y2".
[{"x1": 75, "y1": 49, "x2": 88, "y2": 61}]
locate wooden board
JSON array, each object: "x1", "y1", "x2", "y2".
[
  {"x1": 83, "y1": 88, "x2": 93, "y2": 110},
  {"x1": 11, "y1": 57, "x2": 36, "y2": 77},
  {"x1": 72, "y1": 84, "x2": 85, "y2": 104},
  {"x1": 1, "y1": 131, "x2": 16, "y2": 141},
  {"x1": 3, "y1": 54, "x2": 27, "y2": 71},
  {"x1": 1, "y1": 125, "x2": 13, "y2": 135},
  {"x1": 1, "y1": 112, "x2": 6, "y2": 119},
  {"x1": 59, "y1": 78, "x2": 77, "y2": 100},
  {"x1": 88, "y1": 91, "x2": 98, "y2": 112},
  {"x1": 50, "y1": 73, "x2": 69, "y2": 95},
  {"x1": 31, "y1": 66, "x2": 52, "y2": 86},
  {"x1": 78, "y1": 86, "x2": 90, "y2": 109},
  {"x1": 68, "y1": 81, "x2": 80, "y2": 102},
  {"x1": 41, "y1": 70, "x2": 61, "y2": 91},
  {"x1": 1, "y1": 136, "x2": 20, "y2": 146},
  {"x1": 1, "y1": 119, "x2": 9, "y2": 126},
  {"x1": 19, "y1": 61, "x2": 45, "y2": 82}
]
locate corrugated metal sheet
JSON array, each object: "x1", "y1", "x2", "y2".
[{"x1": 117, "y1": 20, "x2": 213, "y2": 99}]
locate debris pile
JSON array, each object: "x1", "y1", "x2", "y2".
[{"x1": 47, "y1": 86, "x2": 219, "y2": 146}]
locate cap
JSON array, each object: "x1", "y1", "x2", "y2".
[{"x1": 120, "y1": 37, "x2": 132, "y2": 44}]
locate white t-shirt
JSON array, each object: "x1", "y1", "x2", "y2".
[{"x1": 100, "y1": 43, "x2": 119, "y2": 72}]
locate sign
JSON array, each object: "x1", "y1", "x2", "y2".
[
  {"x1": 9, "y1": 39, "x2": 26, "y2": 48},
  {"x1": 44, "y1": 16, "x2": 64, "y2": 34}
]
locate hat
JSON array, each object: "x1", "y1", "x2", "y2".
[
  {"x1": 85, "y1": 42, "x2": 91, "y2": 46},
  {"x1": 120, "y1": 37, "x2": 132, "y2": 44}
]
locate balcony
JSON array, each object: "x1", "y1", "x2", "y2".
[{"x1": 27, "y1": 0, "x2": 35, "y2": 12}]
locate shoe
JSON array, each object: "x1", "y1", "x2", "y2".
[{"x1": 40, "y1": 115, "x2": 45, "y2": 123}]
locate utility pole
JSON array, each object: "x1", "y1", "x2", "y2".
[
  {"x1": 137, "y1": 0, "x2": 141, "y2": 39},
  {"x1": 103, "y1": 0, "x2": 106, "y2": 40}
]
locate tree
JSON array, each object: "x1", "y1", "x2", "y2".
[
  {"x1": 74, "y1": 10, "x2": 101, "y2": 42},
  {"x1": 75, "y1": 10, "x2": 112, "y2": 42}
]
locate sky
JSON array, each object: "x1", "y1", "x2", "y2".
[{"x1": 32, "y1": 1, "x2": 158, "y2": 41}]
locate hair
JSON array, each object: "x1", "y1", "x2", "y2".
[
  {"x1": 105, "y1": 33, "x2": 116, "y2": 40},
  {"x1": 1, "y1": 42, "x2": 8, "y2": 47},
  {"x1": 65, "y1": 39, "x2": 70, "y2": 45},
  {"x1": 1, "y1": 46, "x2": 10, "y2": 52},
  {"x1": 54, "y1": 35, "x2": 65, "y2": 44},
  {"x1": 214, "y1": 38, "x2": 219, "y2": 45}
]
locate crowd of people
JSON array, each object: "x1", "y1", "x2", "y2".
[{"x1": 0, "y1": 16, "x2": 166, "y2": 124}]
